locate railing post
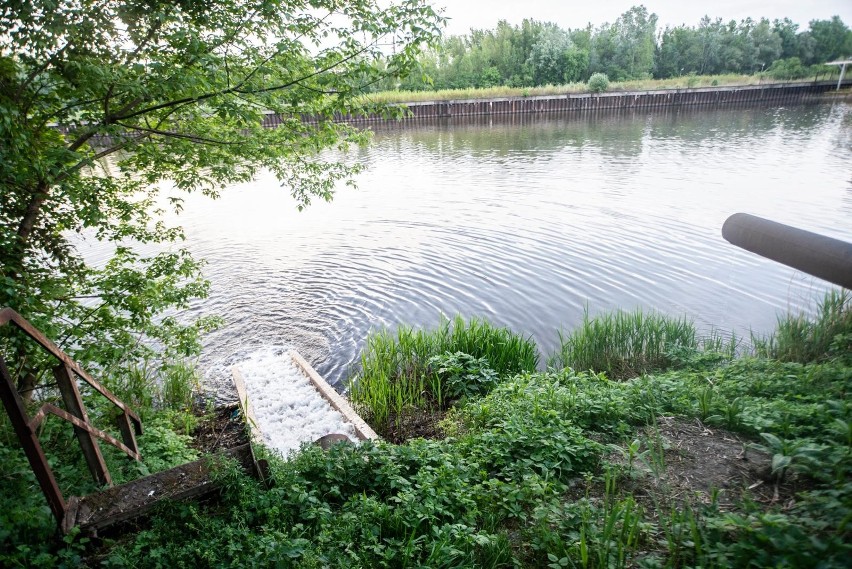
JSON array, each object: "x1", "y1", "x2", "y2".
[
  {"x1": 0, "y1": 356, "x2": 66, "y2": 523},
  {"x1": 116, "y1": 411, "x2": 139, "y2": 457},
  {"x1": 54, "y1": 364, "x2": 111, "y2": 486}
]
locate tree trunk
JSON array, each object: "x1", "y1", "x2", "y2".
[
  {"x1": 18, "y1": 372, "x2": 37, "y2": 405},
  {"x1": 17, "y1": 185, "x2": 49, "y2": 245}
]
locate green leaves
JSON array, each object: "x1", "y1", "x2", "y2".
[
  {"x1": 427, "y1": 351, "x2": 498, "y2": 401},
  {"x1": 0, "y1": 0, "x2": 442, "y2": 400}
]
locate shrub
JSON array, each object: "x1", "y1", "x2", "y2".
[
  {"x1": 587, "y1": 73, "x2": 610, "y2": 93},
  {"x1": 427, "y1": 351, "x2": 498, "y2": 402},
  {"x1": 766, "y1": 57, "x2": 808, "y2": 80}
]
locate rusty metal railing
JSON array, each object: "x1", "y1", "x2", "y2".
[{"x1": 0, "y1": 308, "x2": 142, "y2": 526}]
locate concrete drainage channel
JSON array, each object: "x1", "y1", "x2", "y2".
[
  {"x1": 69, "y1": 350, "x2": 377, "y2": 534},
  {"x1": 232, "y1": 349, "x2": 378, "y2": 455}
]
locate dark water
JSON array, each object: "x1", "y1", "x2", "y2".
[{"x1": 132, "y1": 102, "x2": 851, "y2": 391}]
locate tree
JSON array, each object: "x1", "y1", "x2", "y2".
[
  {"x1": 0, "y1": 1, "x2": 442, "y2": 396},
  {"x1": 807, "y1": 16, "x2": 852, "y2": 63},
  {"x1": 528, "y1": 24, "x2": 587, "y2": 85}
]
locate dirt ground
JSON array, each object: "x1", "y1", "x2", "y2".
[
  {"x1": 617, "y1": 416, "x2": 813, "y2": 511},
  {"x1": 190, "y1": 403, "x2": 250, "y2": 453},
  {"x1": 382, "y1": 407, "x2": 448, "y2": 444}
]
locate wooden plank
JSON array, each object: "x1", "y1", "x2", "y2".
[
  {"x1": 231, "y1": 367, "x2": 264, "y2": 444},
  {"x1": 67, "y1": 444, "x2": 256, "y2": 533},
  {"x1": 289, "y1": 350, "x2": 379, "y2": 441},
  {"x1": 54, "y1": 364, "x2": 111, "y2": 487},
  {"x1": 31, "y1": 403, "x2": 140, "y2": 460},
  {"x1": 116, "y1": 411, "x2": 139, "y2": 456}
]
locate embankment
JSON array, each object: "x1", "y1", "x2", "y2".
[{"x1": 272, "y1": 80, "x2": 851, "y2": 126}]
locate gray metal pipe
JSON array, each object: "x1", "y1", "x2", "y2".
[{"x1": 722, "y1": 213, "x2": 852, "y2": 289}]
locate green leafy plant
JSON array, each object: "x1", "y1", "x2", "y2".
[
  {"x1": 428, "y1": 351, "x2": 498, "y2": 401},
  {"x1": 587, "y1": 72, "x2": 610, "y2": 93}
]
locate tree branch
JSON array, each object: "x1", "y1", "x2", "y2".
[
  {"x1": 116, "y1": 122, "x2": 240, "y2": 145},
  {"x1": 115, "y1": 36, "x2": 380, "y2": 121}
]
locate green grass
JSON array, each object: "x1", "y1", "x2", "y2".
[
  {"x1": 5, "y1": 292, "x2": 851, "y2": 567},
  {"x1": 358, "y1": 74, "x2": 798, "y2": 105},
  {"x1": 752, "y1": 289, "x2": 851, "y2": 364},
  {"x1": 550, "y1": 308, "x2": 699, "y2": 379},
  {"x1": 349, "y1": 315, "x2": 538, "y2": 434}
]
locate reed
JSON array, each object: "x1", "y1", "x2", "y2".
[
  {"x1": 551, "y1": 308, "x2": 697, "y2": 379},
  {"x1": 349, "y1": 315, "x2": 538, "y2": 432},
  {"x1": 752, "y1": 289, "x2": 851, "y2": 363}
]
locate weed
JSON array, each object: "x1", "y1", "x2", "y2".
[
  {"x1": 551, "y1": 308, "x2": 697, "y2": 379},
  {"x1": 752, "y1": 289, "x2": 851, "y2": 363}
]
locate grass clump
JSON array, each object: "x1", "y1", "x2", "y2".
[
  {"x1": 551, "y1": 308, "x2": 698, "y2": 379},
  {"x1": 753, "y1": 289, "x2": 851, "y2": 364},
  {"x1": 359, "y1": 74, "x2": 789, "y2": 105},
  {"x1": 349, "y1": 315, "x2": 538, "y2": 437}
]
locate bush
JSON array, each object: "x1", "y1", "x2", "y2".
[
  {"x1": 587, "y1": 73, "x2": 610, "y2": 93},
  {"x1": 767, "y1": 57, "x2": 808, "y2": 80},
  {"x1": 427, "y1": 351, "x2": 498, "y2": 402}
]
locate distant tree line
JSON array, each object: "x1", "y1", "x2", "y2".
[{"x1": 377, "y1": 6, "x2": 852, "y2": 91}]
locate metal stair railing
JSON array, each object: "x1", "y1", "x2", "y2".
[{"x1": 0, "y1": 307, "x2": 142, "y2": 527}]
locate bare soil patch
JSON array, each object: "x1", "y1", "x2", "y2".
[
  {"x1": 619, "y1": 416, "x2": 814, "y2": 511},
  {"x1": 190, "y1": 403, "x2": 249, "y2": 453},
  {"x1": 381, "y1": 407, "x2": 448, "y2": 444}
]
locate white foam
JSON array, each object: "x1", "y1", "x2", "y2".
[{"x1": 234, "y1": 348, "x2": 356, "y2": 457}]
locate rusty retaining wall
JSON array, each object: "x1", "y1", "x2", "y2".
[{"x1": 277, "y1": 80, "x2": 850, "y2": 126}]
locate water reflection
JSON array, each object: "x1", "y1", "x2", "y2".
[{"x1": 151, "y1": 102, "x2": 852, "y2": 395}]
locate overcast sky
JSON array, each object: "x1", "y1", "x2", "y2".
[{"x1": 437, "y1": 1, "x2": 852, "y2": 36}]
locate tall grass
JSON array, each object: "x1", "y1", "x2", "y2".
[
  {"x1": 359, "y1": 74, "x2": 788, "y2": 105},
  {"x1": 551, "y1": 308, "x2": 697, "y2": 379},
  {"x1": 349, "y1": 315, "x2": 538, "y2": 432},
  {"x1": 753, "y1": 289, "x2": 851, "y2": 363}
]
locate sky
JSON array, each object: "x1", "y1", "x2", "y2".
[{"x1": 437, "y1": 0, "x2": 852, "y2": 36}]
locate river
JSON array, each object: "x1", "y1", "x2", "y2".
[{"x1": 152, "y1": 102, "x2": 852, "y2": 393}]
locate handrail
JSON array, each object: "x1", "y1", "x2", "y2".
[
  {"x1": 0, "y1": 308, "x2": 142, "y2": 430},
  {"x1": 0, "y1": 307, "x2": 143, "y2": 527}
]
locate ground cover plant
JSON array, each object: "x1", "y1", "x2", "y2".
[
  {"x1": 348, "y1": 315, "x2": 538, "y2": 440},
  {"x1": 550, "y1": 309, "x2": 700, "y2": 380},
  {"x1": 3, "y1": 292, "x2": 849, "y2": 567}
]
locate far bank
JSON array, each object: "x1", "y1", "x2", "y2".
[{"x1": 277, "y1": 80, "x2": 852, "y2": 125}]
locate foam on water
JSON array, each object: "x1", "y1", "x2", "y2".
[{"x1": 233, "y1": 347, "x2": 356, "y2": 456}]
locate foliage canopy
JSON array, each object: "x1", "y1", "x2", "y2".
[{"x1": 0, "y1": 0, "x2": 443, "y2": 390}]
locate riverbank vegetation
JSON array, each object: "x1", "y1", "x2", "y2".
[
  {"x1": 367, "y1": 8, "x2": 851, "y2": 95},
  {"x1": 3, "y1": 291, "x2": 848, "y2": 567},
  {"x1": 360, "y1": 72, "x2": 826, "y2": 105}
]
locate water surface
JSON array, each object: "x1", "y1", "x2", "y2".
[{"x1": 163, "y1": 103, "x2": 851, "y2": 391}]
